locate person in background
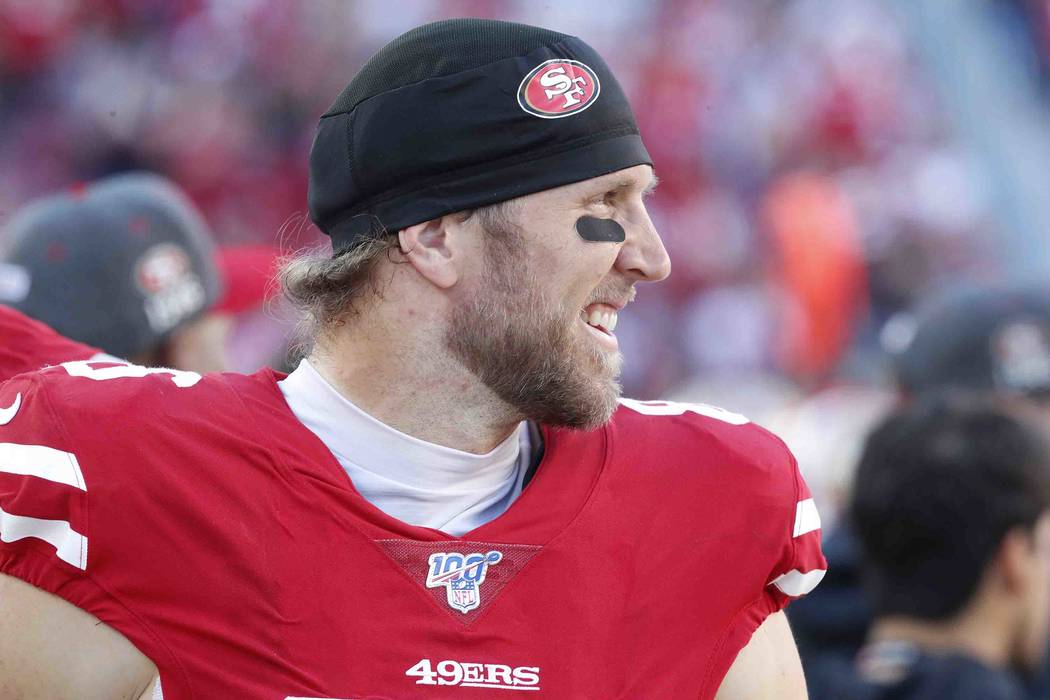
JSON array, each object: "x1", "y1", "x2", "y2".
[
  {"x1": 792, "y1": 283, "x2": 1050, "y2": 698},
  {"x1": 846, "y1": 394, "x2": 1050, "y2": 699},
  {"x1": 0, "y1": 172, "x2": 277, "y2": 374}
]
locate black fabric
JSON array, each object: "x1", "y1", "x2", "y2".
[
  {"x1": 309, "y1": 18, "x2": 651, "y2": 253},
  {"x1": 806, "y1": 645, "x2": 1029, "y2": 700},
  {"x1": 862, "y1": 650, "x2": 1027, "y2": 700},
  {"x1": 1029, "y1": 653, "x2": 1050, "y2": 698},
  {"x1": 326, "y1": 19, "x2": 568, "y2": 115}
]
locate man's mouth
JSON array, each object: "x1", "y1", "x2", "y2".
[
  {"x1": 578, "y1": 303, "x2": 621, "y2": 353},
  {"x1": 582, "y1": 304, "x2": 619, "y2": 335}
]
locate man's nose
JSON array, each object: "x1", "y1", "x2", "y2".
[{"x1": 614, "y1": 208, "x2": 671, "y2": 283}]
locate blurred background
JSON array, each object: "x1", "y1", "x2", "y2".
[{"x1": 3, "y1": 0, "x2": 1050, "y2": 532}]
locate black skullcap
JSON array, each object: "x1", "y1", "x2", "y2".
[
  {"x1": 891, "y1": 284, "x2": 1050, "y2": 397},
  {"x1": 0, "y1": 173, "x2": 221, "y2": 359},
  {"x1": 309, "y1": 18, "x2": 651, "y2": 253}
]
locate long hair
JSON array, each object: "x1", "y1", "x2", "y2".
[{"x1": 279, "y1": 203, "x2": 514, "y2": 356}]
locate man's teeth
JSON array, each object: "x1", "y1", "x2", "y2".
[{"x1": 585, "y1": 308, "x2": 618, "y2": 332}]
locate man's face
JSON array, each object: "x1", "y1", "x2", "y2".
[{"x1": 447, "y1": 164, "x2": 670, "y2": 429}]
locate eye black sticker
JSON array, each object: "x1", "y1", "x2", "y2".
[{"x1": 575, "y1": 216, "x2": 625, "y2": 243}]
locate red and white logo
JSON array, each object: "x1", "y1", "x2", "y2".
[
  {"x1": 133, "y1": 243, "x2": 206, "y2": 333},
  {"x1": 135, "y1": 243, "x2": 191, "y2": 294},
  {"x1": 517, "y1": 59, "x2": 600, "y2": 119}
]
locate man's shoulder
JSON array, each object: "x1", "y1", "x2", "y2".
[
  {"x1": 605, "y1": 397, "x2": 799, "y2": 497},
  {"x1": 0, "y1": 362, "x2": 302, "y2": 669},
  {"x1": 557, "y1": 397, "x2": 826, "y2": 608},
  {"x1": 12, "y1": 360, "x2": 225, "y2": 412},
  {"x1": 0, "y1": 361, "x2": 282, "y2": 450},
  {"x1": 0, "y1": 363, "x2": 295, "y2": 567}
]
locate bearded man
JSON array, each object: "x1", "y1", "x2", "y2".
[{"x1": 0, "y1": 19, "x2": 825, "y2": 699}]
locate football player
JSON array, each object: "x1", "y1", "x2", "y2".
[
  {"x1": 0, "y1": 19, "x2": 825, "y2": 699},
  {"x1": 0, "y1": 172, "x2": 277, "y2": 375}
]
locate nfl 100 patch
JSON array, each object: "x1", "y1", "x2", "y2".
[
  {"x1": 425, "y1": 550, "x2": 503, "y2": 614},
  {"x1": 374, "y1": 540, "x2": 542, "y2": 623}
]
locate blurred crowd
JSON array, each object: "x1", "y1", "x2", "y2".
[{"x1": 0, "y1": 0, "x2": 1010, "y2": 387}]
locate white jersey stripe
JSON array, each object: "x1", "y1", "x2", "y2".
[
  {"x1": 0, "y1": 504, "x2": 87, "y2": 569},
  {"x1": 793, "y1": 498, "x2": 821, "y2": 538},
  {"x1": 769, "y1": 568, "x2": 826, "y2": 597},
  {"x1": 88, "y1": 352, "x2": 125, "y2": 363},
  {"x1": 0, "y1": 442, "x2": 86, "y2": 491}
]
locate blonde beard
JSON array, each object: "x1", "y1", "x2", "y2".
[{"x1": 446, "y1": 244, "x2": 623, "y2": 430}]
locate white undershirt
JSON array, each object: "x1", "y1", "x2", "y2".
[{"x1": 278, "y1": 359, "x2": 531, "y2": 536}]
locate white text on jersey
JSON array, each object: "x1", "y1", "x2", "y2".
[{"x1": 406, "y1": 658, "x2": 540, "y2": 691}]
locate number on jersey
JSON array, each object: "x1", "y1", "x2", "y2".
[
  {"x1": 61, "y1": 360, "x2": 201, "y2": 388},
  {"x1": 619, "y1": 398, "x2": 749, "y2": 425}
]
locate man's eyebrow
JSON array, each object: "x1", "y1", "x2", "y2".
[{"x1": 594, "y1": 173, "x2": 660, "y2": 195}]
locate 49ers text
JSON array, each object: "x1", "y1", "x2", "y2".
[{"x1": 406, "y1": 659, "x2": 540, "y2": 691}]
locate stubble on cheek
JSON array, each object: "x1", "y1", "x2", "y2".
[
  {"x1": 447, "y1": 274, "x2": 623, "y2": 429},
  {"x1": 445, "y1": 210, "x2": 627, "y2": 429}
]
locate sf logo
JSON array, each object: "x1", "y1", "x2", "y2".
[
  {"x1": 518, "y1": 59, "x2": 600, "y2": 118},
  {"x1": 539, "y1": 66, "x2": 589, "y2": 108}
]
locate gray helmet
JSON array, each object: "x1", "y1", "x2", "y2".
[
  {"x1": 891, "y1": 283, "x2": 1050, "y2": 398},
  {"x1": 0, "y1": 172, "x2": 222, "y2": 359}
]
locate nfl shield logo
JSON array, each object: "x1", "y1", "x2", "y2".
[{"x1": 425, "y1": 550, "x2": 503, "y2": 613}]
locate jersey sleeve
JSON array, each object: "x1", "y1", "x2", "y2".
[
  {"x1": 604, "y1": 400, "x2": 828, "y2": 696},
  {"x1": 702, "y1": 425, "x2": 828, "y2": 697},
  {"x1": 0, "y1": 369, "x2": 169, "y2": 674},
  {"x1": 0, "y1": 304, "x2": 105, "y2": 382},
  {"x1": 0, "y1": 371, "x2": 97, "y2": 593},
  {"x1": 763, "y1": 450, "x2": 827, "y2": 610}
]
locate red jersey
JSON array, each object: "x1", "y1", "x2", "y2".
[
  {"x1": 0, "y1": 361, "x2": 825, "y2": 699},
  {"x1": 0, "y1": 304, "x2": 102, "y2": 382}
]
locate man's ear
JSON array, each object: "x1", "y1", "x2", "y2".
[
  {"x1": 398, "y1": 216, "x2": 462, "y2": 289},
  {"x1": 997, "y1": 527, "x2": 1035, "y2": 595}
]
